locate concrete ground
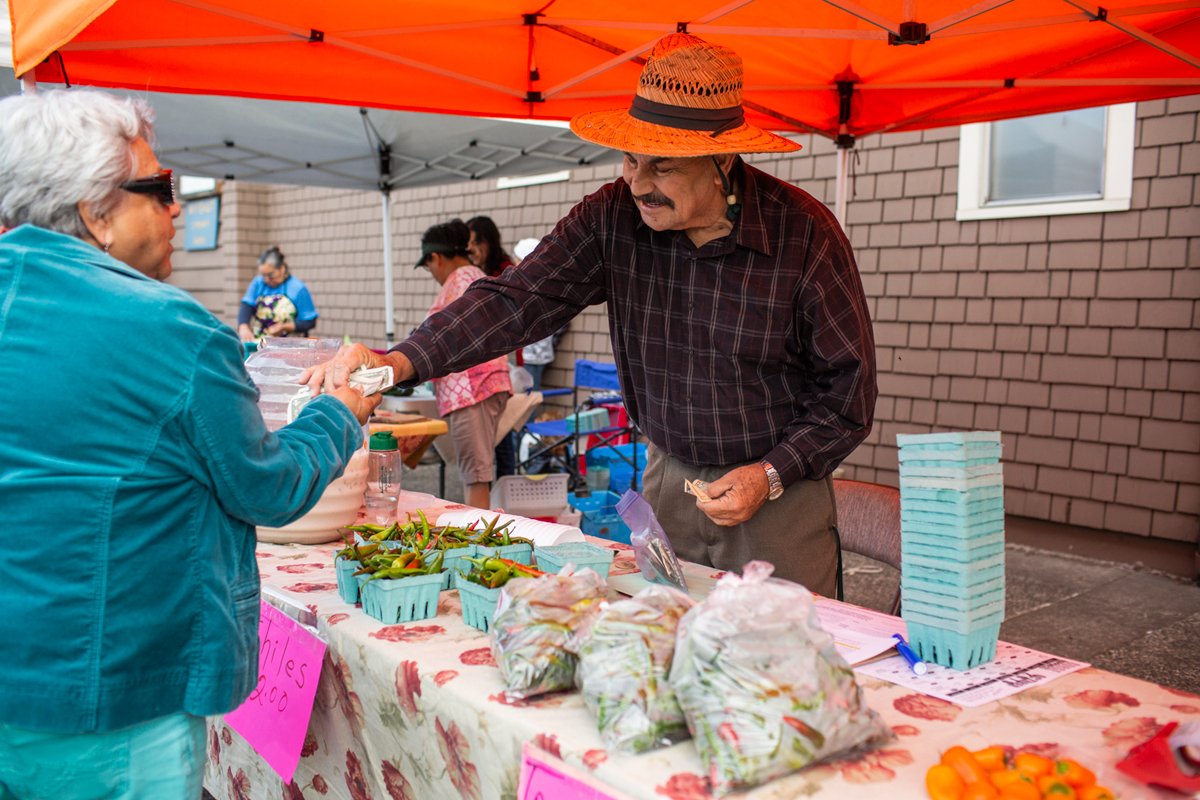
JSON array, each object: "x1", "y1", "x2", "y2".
[{"x1": 403, "y1": 455, "x2": 1200, "y2": 696}]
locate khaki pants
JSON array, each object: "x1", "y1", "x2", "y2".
[{"x1": 642, "y1": 445, "x2": 838, "y2": 596}]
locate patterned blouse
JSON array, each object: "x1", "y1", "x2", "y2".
[{"x1": 427, "y1": 265, "x2": 512, "y2": 416}]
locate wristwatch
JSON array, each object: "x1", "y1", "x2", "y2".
[{"x1": 761, "y1": 461, "x2": 784, "y2": 501}]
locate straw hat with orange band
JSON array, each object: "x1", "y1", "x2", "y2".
[{"x1": 571, "y1": 33, "x2": 800, "y2": 219}]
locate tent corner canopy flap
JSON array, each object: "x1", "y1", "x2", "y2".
[{"x1": 10, "y1": 0, "x2": 1200, "y2": 140}]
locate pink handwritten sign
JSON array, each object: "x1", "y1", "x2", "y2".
[
  {"x1": 518, "y1": 743, "x2": 634, "y2": 800},
  {"x1": 225, "y1": 601, "x2": 326, "y2": 783}
]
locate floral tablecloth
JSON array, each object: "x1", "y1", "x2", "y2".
[{"x1": 204, "y1": 541, "x2": 1196, "y2": 800}]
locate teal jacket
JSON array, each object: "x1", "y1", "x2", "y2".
[{"x1": 0, "y1": 226, "x2": 362, "y2": 733}]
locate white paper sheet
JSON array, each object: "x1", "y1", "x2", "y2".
[
  {"x1": 812, "y1": 598, "x2": 908, "y2": 666},
  {"x1": 856, "y1": 641, "x2": 1089, "y2": 707},
  {"x1": 435, "y1": 509, "x2": 584, "y2": 547}
]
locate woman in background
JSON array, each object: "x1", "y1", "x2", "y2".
[
  {"x1": 466, "y1": 215, "x2": 513, "y2": 278},
  {"x1": 237, "y1": 245, "x2": 319, "y2": 340},
  {"x1": 417, "y1": 219, "x2": 512, "y2": 508},
  {"x1": 0, "y1": 88, "x2": 378, "y2": 799},
  {"x1": 467, "y1": 215, "x2": 519, "y2": 475}
]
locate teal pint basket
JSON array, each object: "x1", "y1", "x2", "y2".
[
  {"x1": 360, "y1": 572, "x2": 443, "y2": 624},
  {"x1": 454, "y1": 572, "x2": 503, "y2": 632},
  {"x1": 534, "y1": 542, "x2": 615, "y2": 578},
  {"x1": 905, "y1": 620, "x2": 1001, "y2": 670},
  {"x1": 335, "y1": 558, "x2": 361, "y2": 604}
]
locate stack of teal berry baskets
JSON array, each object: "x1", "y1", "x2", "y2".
[{"x1": 898, "y1": 431, "x2": 1005, "y2": 670}]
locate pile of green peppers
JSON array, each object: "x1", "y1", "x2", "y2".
[
  {"x1": 346, "y1": 512, "x2": 532, "y2": 552},
  {"x1": 335, "y1": 544, "x2": 445, "y2": 584},
  {"x1": 459, "y1": 555, "x2": 544, "y2": 589}
]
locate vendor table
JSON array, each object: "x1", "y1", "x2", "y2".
[{"x1": 204, "y1": 541, "x2": 1190, "y2": 800}]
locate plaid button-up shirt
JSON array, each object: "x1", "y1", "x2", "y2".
[{"x1": 394, "y1": 159, "x2": 876, "y2": 486}]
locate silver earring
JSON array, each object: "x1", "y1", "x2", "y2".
[{"x1": 103, "y1": 240, "x2": 112, "y2": 253}]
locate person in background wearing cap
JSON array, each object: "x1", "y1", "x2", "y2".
[
  {"x1": 414, "y1": 219, "x2": 512, "y2": 510},
  {"x1": 306, "y1": 34, "x2": 876, "y2": 595}
]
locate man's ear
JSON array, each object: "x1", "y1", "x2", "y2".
[{"x1": 77, "y1": 200, "x2": 110, "y2": 249}]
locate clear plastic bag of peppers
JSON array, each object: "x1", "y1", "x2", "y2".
[
  {"x1": 490, "y1": 570, "x2": 607, "y2": 701},
  {"x1": 576, "y1": 585, "x2": 695, "y2": 754},
  {"x1": 669, "y1": 561, "x2": 892, "y2": 796}
]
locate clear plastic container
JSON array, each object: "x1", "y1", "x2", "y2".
[{"x1": 243, "y1": 337, "x2": 341, "y2": 430}]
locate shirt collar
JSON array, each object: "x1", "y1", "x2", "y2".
[{"x1": 731, "y1": 159, "x2": 771, "y2": 257}]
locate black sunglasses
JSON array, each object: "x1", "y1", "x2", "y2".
[{"x1": 120, "y1": 169, "x2": 176, "y2": 207}]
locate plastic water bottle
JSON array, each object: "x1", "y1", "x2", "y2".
[{"x1": 365, "y1": 431, "x2": 402, "y2": 523}]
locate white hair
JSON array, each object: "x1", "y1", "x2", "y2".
[{"x1": 0, "y1": 89, "x2": 156, "y2": 239}]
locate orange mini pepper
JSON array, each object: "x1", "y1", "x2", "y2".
[
  {"x1": 1013, "y1": 752, "x2": 1054, "y2": 779},
  {"x1": 943, "y1": 745, "x2": 992, "y2": 785},
  {"x1": 1077, "y1": 786, "x2": 1115, "y2": 800},
  {"x1": 990, "y1": 769, "x2": 1036, "y2": 791},
  {"x1": 973, "y1": 745, "x2": 1008, "y2": 772},
  {"x1": 1055, "y1": 758, "x2": 1097, "y2": 788},
  {"x1": 926, "y1": 764, "x2": 966, "y2": 800},
  {"x1": 962, "y1": 782, "x2": 999, "y2": 800},
  {"x1": 1038, "y1": 774, "x2": 1078, "y2": 798},
  {"x1": 996, "y1": 781, "x2": 1040, "y2": 800}
]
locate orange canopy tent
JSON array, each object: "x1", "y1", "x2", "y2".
[{"x1": 11, "y1": 1, "x2": 1200, "y2": 143}]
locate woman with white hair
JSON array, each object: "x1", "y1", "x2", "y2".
[{"x1": 0, "y1": 89, "x2": 379, "y2": 798}]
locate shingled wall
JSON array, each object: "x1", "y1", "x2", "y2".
[{"x1": 169, "y1": 97, "x2": 1200, "y2": 544}]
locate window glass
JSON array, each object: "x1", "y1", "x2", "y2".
[
  {"x1": 987, "y1": 107, "x2": 1105, "y2": 204},
  {"x1": 956, "y1": 104, "x2": 1132, "y2": 221}
]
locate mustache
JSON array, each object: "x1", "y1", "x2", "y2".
[{"x1": 634, "y1": 192, "x2": 674, "y2": 209}]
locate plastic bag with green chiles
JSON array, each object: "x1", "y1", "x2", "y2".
[
  {"x1": 491, "y1": 569, "x2": 608, "y2": 700},
  {"x1": 356, "y1": 548, "x2": 445, "y2": 583},
  {"x1": 459, "y1": 555, "x2": 544, "y2": 589}
]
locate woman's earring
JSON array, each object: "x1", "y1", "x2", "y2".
[{"x1": 103, "y1": 239, "x2": 112, "y2": 253}]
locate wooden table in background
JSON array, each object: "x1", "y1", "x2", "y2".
[{"x1": 369, "y1": 411, "x2": 448, "y2": 468}]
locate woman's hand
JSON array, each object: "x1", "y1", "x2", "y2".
[
  {"x1": 237, "y1": 323, "x2": 256, "y2": 342},
  {"x1": 328, "y1": 385, "x2": 382, "y2": 425},
  {"x1": 265, "y1": 320, "x2": 295, "y2": 336}
]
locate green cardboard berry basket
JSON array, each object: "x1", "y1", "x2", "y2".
[
  {"x1": 454, "y1": 572, "x2": 503, "y2": 633},
  {"x1": 534, "y1": 542, "x2": 615, "y2": 578},
  {"x1": 335, "y1": 557, "x2": 361, "y2": 604},
  {"x1": 359, "y1": 572, "x2": 443, "y2": 624}
]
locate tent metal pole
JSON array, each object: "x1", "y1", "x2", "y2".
[
  {"x1": 19, "y1": 75, "x2": 36, "y2": 94},
  {"x1": 835, "y1": 145, "x2": 849, "y2": 228},
  {"x1": 381, "y1": 190, "x2": 395, "y2": 343}
]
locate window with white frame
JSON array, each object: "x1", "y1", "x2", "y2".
[{"x1": 956, "y1": 103, "x2": 1135, "y2": 220}]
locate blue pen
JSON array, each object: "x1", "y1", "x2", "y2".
[{"x1": 893, "y1": 633, "x2": 928, "y2": 675}]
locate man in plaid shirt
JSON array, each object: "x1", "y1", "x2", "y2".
[{"x1": 309, "y1": 33, "x2": 876, "y2": 595}]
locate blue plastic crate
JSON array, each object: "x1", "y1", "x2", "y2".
[
  {"x1": 568, "y1": 490, "x2": 632, "y2": 544},
  {"x1": 585, "y1": 443, "x2": 647, "y2": 494}
]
